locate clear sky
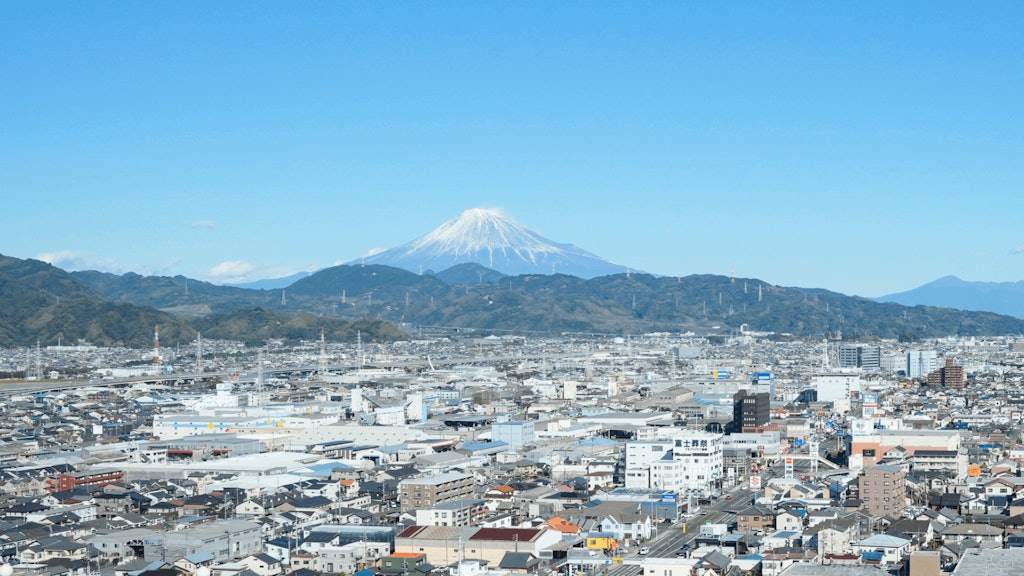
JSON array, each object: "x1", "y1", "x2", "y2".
[{"x1": 2, "y1": 2, "x2": 1022, "y2": 297}]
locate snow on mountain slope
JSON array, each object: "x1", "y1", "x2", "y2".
[{"x1": 358, "y1": 208, "x2": 628, "y2": 278}]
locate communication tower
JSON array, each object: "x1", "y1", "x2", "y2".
[
  {"x1": 153, "y1": 325, "x2": 161, "y2": 366},
  {"x1": 316, "y1": 327, "x2": 328, "y2": 381},
  {"x1": 196, "y1": 332, "x2": 203, "y2": 374}
]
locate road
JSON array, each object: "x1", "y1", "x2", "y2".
[{"x1": 605, "y1": 483, "x2": 754, "y2": 576}]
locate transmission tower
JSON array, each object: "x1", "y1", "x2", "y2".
[{"x1": 316, "y1": 327, "x2": 328, "y2": 381}]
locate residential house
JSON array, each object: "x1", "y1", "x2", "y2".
[
  {"x1": 851, "y1": 533, "x2": 911, "y2": 566},
  {"x1": 774, "y1": 509, "x2": 806, "y2": 532},
  {"x1": 735, "y1": 504, "x2": 775, "y2": 534},
  {"x1": 939, "y1": 523, "x2": 1003, "y2": 548}
]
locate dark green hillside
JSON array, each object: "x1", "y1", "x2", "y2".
[
  {"x1": 192, "y1": 308, "x2": 406, "y2": 345},
  {"x1": 72, "y1": 270, "x2": 275, "y2": 313},
  {"x1": 0, "y1": 254, "x2": 194, "y2": 347},
  {"x1": 15, "y1": 255, "x2": 1024, "y2": 341}
]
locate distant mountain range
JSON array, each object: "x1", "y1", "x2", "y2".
[
  {"x1": 5, "y1": 208, "x2": 1024, "y2": 349},
  {"x1": 357, "y1": 208, "x2": 629, "y2": 278},
  {"x1": 229, "y1": 271, "x2": 312, "y2": 290},
  {"x1": 59, "y1": 260, "x2": 1024, "y2": 343},
  {"x1": 878, "y1": 276, "x2": 1024, "y2": 319},
  {"x1": 0, "y1": 254, "x2": 403, "y2": 349}
]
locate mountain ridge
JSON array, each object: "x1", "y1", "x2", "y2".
[
  {"x1": 9, "y1": 253, "x2": 1024, "y2": 342},
  {"x1": 878, "y1": 275, "x2": 1024, "y2": 319}
]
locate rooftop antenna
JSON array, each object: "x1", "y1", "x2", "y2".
[{"x1": 153, "y1": 324, "x2": 161, "y2": 366}]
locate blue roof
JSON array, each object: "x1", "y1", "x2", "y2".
[
  {"x1": 300, "y1": 462, "x2": 352, "y2": 475},
  {"x1": 577, "y1": 437, "x2": 617, "y2": 447},
  {"x1": 185, "y1": 551, "x2": 216, "y2": 564}
]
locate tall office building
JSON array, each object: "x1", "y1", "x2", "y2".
[
  {"x1": 732, "y1": 390, "x2": 770, "y2": 432},
  {"x1": 907, "y1": 350, "x2": 939, "y2": 378},
  {"x1": 839, "y1": 344, "x2": 881, "y2": 370}
]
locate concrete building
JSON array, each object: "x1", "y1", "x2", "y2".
[
  {"x1": 670, "y1": 431, "x2": 724, "y2": 492},
  {"x1": 927, "y1": 358, "x2": 965, "y2": 388},
  {"x1": 491, "y1": 420, "x2": 535, "y2": 449},
  {"x1": 398, "y1": 472, "x2": 475, "y2": 513},
  {"x1": 851, "y1": 429, "x2": 961, "y2": 471},
  {"x1": 732, "y1": 390, "x2": 770, "y2": 432},
  {"x1": 414, "y1": 499, "x2": 490, "y2": 527},
  {"x1": 839, "y1": 344, "x2": 881, "y2": 370},
  {"x1": 624, "y1": 431, "x2": 723, "y2": 493},
  {"x1": 860, "y1": 465, "x2": 906, "y2": 518},
  {"x1": 907, "y1": 350, "x2": 939, "y2": 378}
]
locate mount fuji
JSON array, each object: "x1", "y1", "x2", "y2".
[{"x1": 356, "y1": 208, "x2": 628, "y2": 278}]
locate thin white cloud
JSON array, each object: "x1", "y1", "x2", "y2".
[
  {"x1": 1011, "y1": 247, "x2": 1024, "y2": 255},
  {"x1": 191, "y1": 220, "x2": 215, "y2": 229},
  {"x1": 208, "y1": 260, "x2": 256, "y2": 280},
  {"x1": 35, "y1": 250, "x2": 126, "y2": 273},
  {"x1": 363, "y1": 247, "x2": 387, "y2": 257}
]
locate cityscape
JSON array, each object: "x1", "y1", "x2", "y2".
[
  {"x1": 1, "y1": 328, "x2": 1023, "y2": 576},
  {"x1": 4, "y1": 3, "x2": 1023, "y2": 576}
]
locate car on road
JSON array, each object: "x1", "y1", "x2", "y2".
[
  {"x1": 639, "y1": 547, "x2": 649, "y2": 555},
  {"x1": 725, "y1": 494, "x2": 732, "y2": 500}
]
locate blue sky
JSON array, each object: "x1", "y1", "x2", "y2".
[{"x1": 2, "y1": 2, "x2": 1021, "y2": 297}]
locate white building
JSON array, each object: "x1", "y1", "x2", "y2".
[
  {"x1": 907, "y1": 350, "x2": 939, "y2": 378},
  {"x1": 671, "y1": 431, "x2": 724, "y2": 491},
  {"x1": 492, "y1": 421, "x2": 536, "y2": 449},
  {"x1": 624, "y1": 431, "x2": 723, "y2": 492},
  {"x1": 810, "y1": 373, "x2": 862, "y2": 403}
]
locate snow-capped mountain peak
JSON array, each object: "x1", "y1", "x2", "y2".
[{"x1": 357, "y1": 208, "x2": 627, "y2": 278}]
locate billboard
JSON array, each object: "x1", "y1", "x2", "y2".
[
  {"x1": 968, "y1": 465, "x2": 981, "y2": 477},
  {"x1": 713, "y1": 370, "x2": 731, "y2": 379},
  {"x1": 749, "y1": 476, "x2": 762, "y2": 489},
  {"x1": 757, "y1": 372, "x2": 771, "y2": 381},
  {"x1": 861, "y1": 393, "x2": 878, "y2": 406}
]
